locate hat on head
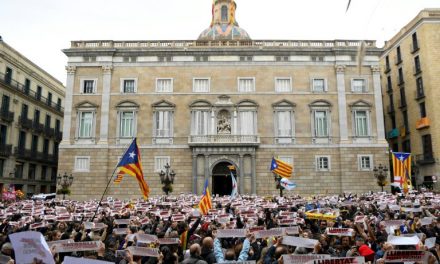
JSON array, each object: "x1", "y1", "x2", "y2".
[{"x1": 1, "y1": 242, "x2": 12, "y2": 252}]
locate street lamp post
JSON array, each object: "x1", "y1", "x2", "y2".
[
  {"x1": 373, "y1": 164, "x2": 388, "y2": 192},
  {"x1": 159, "y1": 163, "x2": 175, "y2": 195},
  {"x1": 56, "y1": 172, "x2": 74, "y2": 199}
]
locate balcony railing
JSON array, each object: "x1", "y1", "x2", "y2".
[
  {"x1": 416, "y1": 152, "x2": 435, "y2": 165},
  {"x1": 44, "y1": 127, "x2": 55, "y2": 137},
  {"x1": 32, "y1": 122, "x2": 44, "y2": 134},
  {"x1": 0, "y1": 144, "x2": 12, "y2": 157},
  {"x1": 188, "y1": 134, "x2": 260, "y2": 146},
  {"x1": 0, "y1": 72, "x2": 64, "y2": 114},
  {"x1": 18, "y1": 116, "x2": 33, "y2": 130},
  {"x1": 14, "y1": 147, "x2": 32, "y2": 160},
  {"x1": 0, "y1": 109, "x2": 14, "y2": 123},
  {"x1": 55, "y1": 131, "x2": 63, "y2": 142}
]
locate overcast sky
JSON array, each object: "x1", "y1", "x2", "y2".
[{"x1": 1, "y1": 0, "x2": 439, "y2": 85}]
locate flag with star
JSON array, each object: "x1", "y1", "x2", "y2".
[
  {"x1": 115, "y1": 138, "x2": 150, "y2": 199},
  {"x1": 270, "y1": 157, "x2": 293, "y2": 178},
  {"x1": 391, "y1": 152, "x2": 412, "y2": 193}
]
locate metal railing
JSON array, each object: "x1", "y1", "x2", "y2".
[
  {"x1": 0, "y1": 109, "x2": 14, "y2": 123},
  {"x1": 188, "y1": 134, "x2": 260, "y2": 145},
  {"x1": 0, "y1": 72, "x2": 64, "y2": 114},
  {"x1": 415, "y1": 152, "x2": 435, "y2": 165},
  {"x1": 32, "y1": 122, "x2": 44, "y2": 134},
  {"x1": 0, "y1": 144, "x2": 12, "y2": 157},
  {"x1": 70, "y1": 39, "x2": 377, "y2": 49},
  {"x1": 18, "y1": 116, "x2": 33, "y2": 130}
]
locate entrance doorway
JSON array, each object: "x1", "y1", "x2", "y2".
[{"x1": 212, "y1": 161, "x2": 236, "y2": 196}]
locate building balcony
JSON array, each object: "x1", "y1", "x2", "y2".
[
  {"x1": 55, "y1": 131, "x2": 63, "y2": 142},
  {"x1": 416, "y1": 152, "x2": 435, "y2": 165},
  {"x1": 44, "y1": 127, "x2": 55, "y2": 137},
  {"x1": 18, "y1": 116, "x2": 33, "y2": 130},
  {"x1": 0, "y1": 72, "x2": 64, "y2": 114},
  {"x1": 188, "y1": 134, "x2": 260, "y2": 146},
  {"x1": 0, "y1": 144, "x2": 12, "y2": 157},
  {"x1": 14, "y1": 147, "x2": 32, "y2": 160},
  {"x1": 387, "y1": 128, "x2": 399, "y2": 139},
  {"x1": 0, "y1": 109, "x2": 14, "y2": 123},
  {"x1": 32, "y1": 122, "x2": 44, "y2": 134},
  {"x1": 416, "y1": 117, "x2": 430, "y2": 130}
]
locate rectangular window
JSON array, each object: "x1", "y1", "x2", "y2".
[
  {"x1": 385, "y1": 56, "x2": 390, "y2": 70},
  {"x1": 354, "y1": 110, "x2": 369, "y2": 137},
  {"x1": 28, "y1": 164, "x2": 36, "y2": 180},
  {"x1": 276, "y1": 111, "x2": 292, "y2": 137},
  {"x1": 314, "y1": 111, "x2": 328, "y2": 137},
  {"x1": 192, "y1": 111, "x2": 209, "y2": 135},
  {"x1": 275, "y1": 78, "x2": 292, "y2": 92},
  {"x1": 34, "y1": 109, "x2": 40, "y2": 124},
  {"x1": 390, "y1": 114, "x2": 396, "y2": 129},
  {"x1": 156, "y1": 79, "x2": 173, "y2": 93},
  {"x1": 24, "y1": 79, "x2": 31, "y2": 94},
  {"x1": 21, "y1": 104, "x2": 28, "y2": 119},
  {"x1": 422, "y1": 134, "x2": 433, "y2": 158},
  {"x1": 43, "y1": 139, "x2": 49, "y2": 155},
  {"x1": 0, "y1": 159, "x2": 4, "y2": 178},
  {"x1": 154, "y1": 156, "x2": 170, "y2": 172},
  {"x1": 78, "y1": 112, "x2": 93, "y2": 138},
  {"x1": 15, "y1": 163, "x2": 23, "y2": 179},
  {"x1": 155, "y1": 111, "x2": 172, "y2": 137},
  {"x1": 18, "y1": 131, "x2": 26, "y2": 150},
  {"x1": 416, "y1": 77, "x2": 424, "y2": 97},
  {"x1": 120, "y1": 111, "x2": 134, "y2": 138},
  {"x1": 414, "y1": 56, "x2": 421, "y2": 73},
  {"x1": 398, "y1": 68, "x2": 404, "y2": 84},
  {"x1": 396, "y1": 46, "x2": 402, "y2": 63},
  {"x1": 312, "y1": 78, "x2": 326, "y2": 92},
  {"x1": 1, "y1": 95, "x2": 10, "y2": 112},
  {"x1": 41, "y1": 165, "x2": 47, "y2": 181},
  {"x1": 316, "y1": 156, "x2": 330, "y2": 171},
  {"x1": 121, "y1": 79, "x2": 136, "y2": 93},
  {"x1": 387, "y1": 76, "x2": 392, "y2": 91},
  {"x1": 31, "y1": 135, "x2": 38, "y2": 153},
  {"x1": 419, "y1": 102, "x2": 426, "y2": 118},
  {"x1": 238, "y1": 78, "x2": 255, "y2": 92},
  {"x1": 45, "y1": 114, "x2": 51, "y2": 128},
  {"x1": 402, "y1": 140, "x2": 411, "y2": 153},
  {"x1": 55, "y1": 119, "x2": 61, "y2": 133},
  {"x1": 399, "y1": 88, "x2": 406, "y2": 107},
  {"x1": 5, "y1": 67, "x2": 12, "y2": 84},
  {"x1": 403, "y1": 111, "x2": 409, "y2": 134},
  {"x1": 239, "y1": 111, "x2": 256, "y2": 135},
  {"x1": 352, "y1": 79, "x2": 367, "y2": 93},
  {"x1": 36, "y1": 86, "x2": 42, "y2": 100},
  {"x1": 82, "y1": 80, "x2": 96, "y2": 94},
  {"x1": 74, "y1": 156, "x2": 90, "y2": 172},
  {"x1": 193, "y1": 78, "x2": 210, "y2": 93},
  {"x1": 358, "y1": 155, "x2": 372, "y2": 171},
  {"x1": 412, "y1": 32, "x2": 419, "y2": 51},
  {"x1": 0, "y1": 125, "x2": 7, "y2": 146},
  {"x1": 47, "y1": 92, "x2": 52, "y2": 106}
]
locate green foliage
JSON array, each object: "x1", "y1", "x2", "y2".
[{"x1": 56, "y1": 188, "x2": 71, "y2": 195}]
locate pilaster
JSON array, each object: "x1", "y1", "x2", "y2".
[
  {"x1": 335, "y1": 65, "x2": 349, "y2": 142},
  {"x1": 98, "y1": 65, "x2": 113, "y2": 145},
  {"x1": 61, "y1": 66, "x2": 76, "y2": 145},
  {"x1": 192, "y1": 155, "x2": 197, "y2": 194},
  {"x1": 371, "y1": 65, "x2": 386, "y2": 142},
  {"x1": 239, "y1": 154, "x2": 244, "y2": 194},
  {"x1": 251, "y1": 154, "x2": 256, "y2": 194}
]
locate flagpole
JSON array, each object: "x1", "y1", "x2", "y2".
[{"x1": 91, "y1": 138, "x2": 135, "y2": 222}]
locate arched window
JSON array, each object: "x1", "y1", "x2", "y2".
[{"x1": 221, "y1": 6, "x2": 228, "y2": 22}]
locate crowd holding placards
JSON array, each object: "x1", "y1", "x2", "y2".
[{"x1": 0, "y1": 191, "x2": 440, "y2": 264}]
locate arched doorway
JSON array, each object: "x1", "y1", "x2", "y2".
[{"x1": 212, "y1": 161, "x2": 236, "y2": 196}]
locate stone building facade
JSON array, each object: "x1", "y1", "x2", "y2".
[
  {"x1": 380, "y1": 9, "x2": 440, "y2": 189},
  {"x1": 0, "y1": 37, "x2": 65, "y2": 196},
  {"x1": 61, "y1": 0, "x2": 388, "y2": 200}
]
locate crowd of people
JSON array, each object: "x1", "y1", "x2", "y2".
[{"x1": 0, "y1": 190, "x2": 439, "y2": 263}]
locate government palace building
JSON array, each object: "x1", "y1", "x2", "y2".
[{"x1": 60, "y1": 0, "x2": 389, "y2": 200}]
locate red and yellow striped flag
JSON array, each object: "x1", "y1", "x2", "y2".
[
  {"x1": 198, "y1": 179, "x2": 212, "y2": 215},
  {"x1": 392, "y1": 152, "x2": 412, "y2": 193},
  {"x1": 270, "y1": 157, "x2": 293, "y2": 178}
]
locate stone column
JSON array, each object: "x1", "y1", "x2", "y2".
[
  {"x1": 371, "y1": 65, "x2": 386, "y2": 142},
  {"x1": 98, "y1": 65, "x2": 113, "y2": 144},
  {"x1": 251, "y1": 154, "x2": 256, "y2": 194},
  {"x1": 204, "y1": 154, "x2": 210, "y2": 186},
  {"x1": 233, "y1": 110, "x2": 238, "y2": 134},
  {"x1": 61, "y1": 66, "x2": 76, "y2": 145},
  {"x1": 210, "y1": 110, "x2": 216, "y2": 135},
  {"x1": 239, "y1": 154, "x2": 244, "y2": 194},
  {"x1": 192, "y1": 154, "x2": 197, "y2": 194},
  {"x1": 336, "y1": 65, "x2": 348, "y2": 142}
]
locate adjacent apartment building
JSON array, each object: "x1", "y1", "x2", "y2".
[
  {"x1": 60, "y1": 0, "x2": 388, "y2": 200},
  {"x1": 381, "y1": 9, "x2": 440, "y2": 189},
  {"x1": 0, "y1": 37, "x2": 65, "y2": 196}
]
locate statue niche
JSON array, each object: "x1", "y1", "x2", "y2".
[{"x1": 217, "y1": 110, "x2": 231, "y2": 134}]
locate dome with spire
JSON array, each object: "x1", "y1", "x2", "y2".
[{"x1": 198, "y1": 0, "x2": 251, "y2": 41}]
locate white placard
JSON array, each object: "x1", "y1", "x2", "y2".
[
  {"x1": 281, "y1": 236, "x2": 318, "y2": 249},
  {"x1": 425, "y1": 237, "x2": 436, "y2": 249},
  {"x1": 9, "y1": 231, "x2": 55, "y2": 264},
  {"x1": 383, "y1": 250, "x2": 430, "y2": 263},
  {"x1": 255, "y1": 228, "x2": 284, "y2": 239},
  {"x1": 387, "y1": 235, "x2": 420, "y2": 245},
  {"x1": 306, "y1": 256, "x2": 365, "y2": 264},
  {"x1": 284, "y1": 226, "x2": 300, "y2": 235},
  {"x1": 54, "y1": 241, "x2": 101, "y2": 253},
  {"x1": 136, "y1": 234, "x2": 158, "y2": 243},
  {"x1": 64, "y1": 256, "x2": 114, "y2": 264},
  {"x1": 282, "y1": 254, "x2": 330, "y2": 264},
  {"x1": 158, "y1": 238, "x2": 180, "y2": 244},
  {"x1": 128, "y1": 246, "x2": 160, "y2": 257},
  {"x1": 325, "y1": 228, "x2": 354, "y2": 237},
  {"x1": 216, "y1": 229, "x2": 247, "y2": 238}
]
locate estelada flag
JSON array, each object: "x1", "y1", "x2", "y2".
[
  {"x1": 391, "y1": 152, "x2": 412, "y2": 193},
  {"x1": 115, "y1": 138, "x2": 150, "y2": 199},
  {"x1": 198, "y1": 179, "x2": 212, "y2": 215},
  {"x1": 270, "y1": 157, "x2": 293, "y2": 178}
]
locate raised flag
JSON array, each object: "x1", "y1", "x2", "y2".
[
  {"x1": 198, "y1": 179, "x2": 212, "y2": 215},
  {"x1": 230, "y1": 171, "x2": 238, "y2": 199},
  {"x1": 392, "y1": 152, "x2": 412, "y2": 193},
  {"x1": 391, "y1": 176, "x2": 404, "y2": 188},
  {"x1": 280, "y1": 178, "x2": 297, "y2": 191},
  {"x1": 115, "y1": 138, "x2": 150, "y2": 199},
  {"x1": 270, "y1": 157, "x2": 293, "y2": 178}
]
